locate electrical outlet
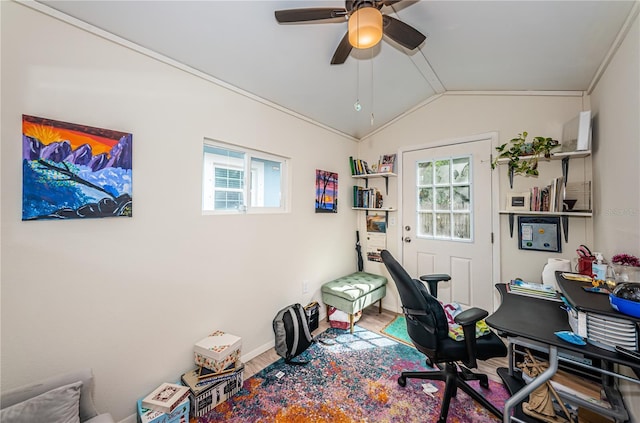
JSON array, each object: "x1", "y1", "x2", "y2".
[
  {"x1": 302, "y1": 280, "x2": 309, "y2": 294},
  {"x1": 389, "y1": 216, "x2": 396, "y2": 226}
]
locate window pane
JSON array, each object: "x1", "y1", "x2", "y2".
[
  {"x1": 453, "y1": 214, "x2": 471, "y2": 239},
  {"x1": 435, "y1": 160, "x2": 450, "y2": 184},
  {"x1": 414, "y1": 155, "x2": 473, "y2": 241},
  {"x1": 418, "y1": 212, "x2": 433, "y2": 237},
  {"x1": 435, "y1": 213, "x2": 451, "y2": 237},
  {"x1": 214, "y1": 191, "x2": 243, "y2": 210},
  {"x1": 452, "y1": 157, "x2": 470, "y2": 184},
  {"x1": 453, "y1": 186, "x2": 470, "y2": 211},
  {"x1": 203, "y1": 140, "x2": 288, "y2": 214},
  {"x1": 418, "y1": 188, "x2": 433, "y2": 210},
  {"x1": 215, "y1": 168, "x2": 244, "y2": 190},
  {"x1": 418, "y1": 162, "x2": 433, "y2": 185},
  {"x1": 435, "y1": 187, "x2": 450, "y2": 211},
  {"x1": 251, "y1": 157, "x2": 282, "y2": 208}
]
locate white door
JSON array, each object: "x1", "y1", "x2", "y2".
[{"x1": 401, "y1": 135, "x2": 495, "y2": 312}]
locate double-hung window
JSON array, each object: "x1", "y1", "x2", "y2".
[{"x1": 202, "y1": 140, "x2": 288, "y2": 214}]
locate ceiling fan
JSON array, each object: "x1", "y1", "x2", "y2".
[{"x1": 275, "y1": 0, "x2": 426, "y2": 65}]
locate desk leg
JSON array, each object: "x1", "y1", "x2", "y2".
[{"x1": 503, "y1": 346, "x2": 558, "y2": 423}]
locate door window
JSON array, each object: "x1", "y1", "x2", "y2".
[{"x1": 416, "y1": 156, "x2": 472, "y2": 241}]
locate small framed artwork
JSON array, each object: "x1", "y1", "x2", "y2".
[
  {"x1": 315, "y1": 169, "x2": 338, "y2": 213},
  {"x1": 506, "y1": 192, "x2": 530, "y2": 211},
  {"x1": 379, "y1": 164, "x2": 393, "y2": 173}
]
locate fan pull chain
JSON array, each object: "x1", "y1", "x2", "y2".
[
  {"x1": 370, "y1": 48, "x2": 375, "y2": 125},
  {"x1": 354, "y1": 51, "x2": 362, "y2": 112}
]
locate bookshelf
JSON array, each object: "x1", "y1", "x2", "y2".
[{"x1": 496, "y1": 150, "x2": 592, "y2": 241}]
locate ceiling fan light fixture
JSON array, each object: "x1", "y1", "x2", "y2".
[{"x1": 348, "y1": 7, "x2": 383, "y2": 49}]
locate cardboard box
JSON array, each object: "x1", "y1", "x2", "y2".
[
  {"x1": 194, "y1": 330, "x2": 242, "y2": 372},
  {"x1": 181, "y1": 363, "x2": 244, "y2": 417},
  {"x1": 137, "y1": 397, "x2": 189, "y2": 423}
]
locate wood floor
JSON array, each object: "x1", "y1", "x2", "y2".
[{"x1": 244, "y1": 306, "x2": 508, "y2": 383}]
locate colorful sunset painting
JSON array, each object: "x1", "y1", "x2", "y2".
[
  {"x1": 22, "y1": 115, "x2": 132, "y2": 220},
  {"x1": 315, "y1": 169, "x2": 338, "y2": 213}
]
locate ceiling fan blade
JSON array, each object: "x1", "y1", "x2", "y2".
[
  {"x1": 275, "y1": 8, "x2": 347, "y2": 23},
  {"x1": 382, "y1": 15, "x2": 426, "y2": 50},
  {"x1": 380, "y1": 0, "x2": 403, "y2": 6},
  {"x1": 331, "y1": 32, "x2": 352, "y2": 65}
]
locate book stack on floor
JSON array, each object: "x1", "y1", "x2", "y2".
[
  {"x1": 137, "y1": 383, "x2": 190, "y2": 423},
  {"x1": 182, "y1": 330, "x2": 244, "y2": 418}
]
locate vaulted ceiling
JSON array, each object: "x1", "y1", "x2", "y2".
[{"x1": 38, "y1": 0, "x2": 638, "y2": 139}]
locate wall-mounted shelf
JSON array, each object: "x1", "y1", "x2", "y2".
[
  {"x1": 353, "y1": 207, "x2": 396, "y2": 212},
  {"x1": 499, "y1": 211, "x2": 592, "y2": 217},
  {"x1": 496, "y1": 150, "x2": 591, "y2": 188},
  {"x1": 352, "y1": 172, "x2": 396, "y2": 194},
  {"x1": 494, "y1": 150, "x2": 591, "y2": 165}
]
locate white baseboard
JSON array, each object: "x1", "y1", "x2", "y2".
[
  {"x1": 119, "y1": 414, "x2": 136, "y2": 423},
  {"x1": 241, "y1": 339, "x2": 275, "y2": 364}
]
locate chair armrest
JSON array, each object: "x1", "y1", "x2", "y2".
[
  {"x1": 453, "y1": 307, "x2": 488, "y2": 326},
  {"x1": 453, "y1": 307, "x2": 489, "y2": 369}
]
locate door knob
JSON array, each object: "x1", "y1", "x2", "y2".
[
  {"x1": 404, "y1": 237, "x2": 411, "y2": 243},
  {"x1": 405, "y1": 226, "x2": 411, "y2": 231}
]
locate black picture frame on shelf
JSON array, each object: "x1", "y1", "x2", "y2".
[{"x1": 518, "y1": 216, "x2": 561, "y2": 253}]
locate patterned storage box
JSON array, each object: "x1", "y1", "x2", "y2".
[
  {"x1": 194, "y1": 331, "x2": 242, "y2": 372},
  {"x1": 181, "y1": 363, "x2": 244, "y2": 417},
  {"x1": 136, "y1": 397, "x2": 189, "y2": 423}
]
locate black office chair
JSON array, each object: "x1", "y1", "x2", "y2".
[{"x1": 380, "y1": 250, "x2": 507, "y2": 423}]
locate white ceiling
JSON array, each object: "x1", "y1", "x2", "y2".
[{"x1": 37, "y1": 0, "x2": 637, "y2": 140}]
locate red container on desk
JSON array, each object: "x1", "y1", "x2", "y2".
[{"x1": 577, "y1": 256, "x2": 595, "y2": 276}]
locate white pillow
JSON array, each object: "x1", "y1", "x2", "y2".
[{"x1": 0, "y1": 381, "x2": 81, "y2": 423}]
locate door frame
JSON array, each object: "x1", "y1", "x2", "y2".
[{"x1": 394, "y1": 132, "x2": 502, "y2": 311}]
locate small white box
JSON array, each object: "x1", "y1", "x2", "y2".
[{"x1": 194, "y1": 331, "x2": 242, "y2": 372}]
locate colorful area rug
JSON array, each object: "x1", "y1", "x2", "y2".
[
  {"x1": 380, "y1": 315, "x2": 412, "y2": 346},
  {"x1": 197, "y1": 326, "x2": 509, "y2": 422}
]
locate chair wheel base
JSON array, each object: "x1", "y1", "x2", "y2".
[
  {"x1": 398, "y1": 376, "x2": 406, "y2": 387},
  {"x1": 480, "y1": 379, "x2": 489, "y2": 389}
]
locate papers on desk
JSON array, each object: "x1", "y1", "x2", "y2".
[{"x1": 507, "y1": 279, "x2": 562, "y2": 302}]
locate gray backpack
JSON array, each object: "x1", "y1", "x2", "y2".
[{"x1": 273, "y1": 303, "x2": 314, "y2": 365}]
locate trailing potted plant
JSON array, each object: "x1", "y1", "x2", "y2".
[{"x1": 491, "y1": 132, "x2": 560, "y2": 187}]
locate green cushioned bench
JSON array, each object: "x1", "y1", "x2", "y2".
[{"x1": 321, "y1": 272, "x2": 387, "y2": 333}]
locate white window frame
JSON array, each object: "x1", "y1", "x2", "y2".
[
  {"x1": 202, "y1": 139, "x2": 289, "y2": 215},
  {"x1": 416, "y1": 155, "x2": 474, "y2": 242}
]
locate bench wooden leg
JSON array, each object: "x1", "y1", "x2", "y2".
[
  {"x1": 326, "y1": 304, "x2": 330, "y2": 322},
  {"x1": 349, "y1": 314, "x2": 354, "y2": 333},
  {"x1": 378, "y1": 299, "x2": 383, "y2": 314}
]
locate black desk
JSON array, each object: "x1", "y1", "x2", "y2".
[{"x1": 486, "y1": 283, "x2": 640, "y2": 423}]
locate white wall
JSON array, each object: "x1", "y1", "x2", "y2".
[
  {"x1": 589, "y1": 11, "x2": 640, "y2": 420},
  {"x1": 359, "y1": 93, "x2": 589, "y2": 307},
  {"x1": 590, "y1": 13, "x2": 640, "y2": 259},
  {"x1": 0, "y1": 2, "x2": 358, "y2": 421}
]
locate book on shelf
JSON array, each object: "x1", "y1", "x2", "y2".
[
  {"x1": 529, "y1": 177, "x2": 564, "y2": 212},
  {"x1": 141, "y1": 382, "x2": 190, "y2": 414},
  {"x1": 349, "y1": 157, "x2": 373, "y2": 175},
  {"x1": 507, "y1": 279, "x2": 561, "y2": 301},
  {"x1": 353, "y1": 186, "x2": 383, "y2": 208},
  {"x1": 350, "y1": 155, "x2": 396, "y2": 176}
]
